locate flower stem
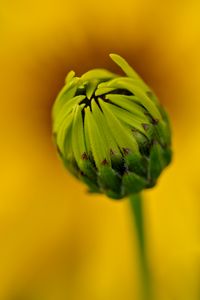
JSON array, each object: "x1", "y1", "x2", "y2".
[{"x1": 129, "y1": 193, "x2": 152, "y2": 300}]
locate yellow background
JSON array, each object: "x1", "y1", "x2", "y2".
[{"x1": 1, "y1": 0, "x2": 200, "y2": 299}]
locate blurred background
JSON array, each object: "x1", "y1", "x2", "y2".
[{"x1": 1, "y1": 0, "x2": 200, "y2": 299}]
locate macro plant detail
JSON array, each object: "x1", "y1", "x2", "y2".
[
  {"x1": 52, "y1": 54, "x2": 172, "y2": 300},
  {"x1": 52, "y1": 54, "x2": 172, "y2": 199}
]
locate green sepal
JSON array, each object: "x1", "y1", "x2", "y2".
[
  {"x1": 63, "y1": 158, "x2": 79, "y2": 179},
  {"x1": 124, "y1": 151, "x2": 147, "y2": 177},
  {"x1": 98, "y1": 164, "x2": 122, "y2": 199},
  {"x1": 80, "y1": 174, "x2": 100, "y2": 193},
  {"x1": 122, "y1": 171, "x2": 147, "y2": 195},
  {"x1": 154, "y1": 120, "x2": 171, "y2": 146},
  {"x1": 159, "y1": 104, "x2": 171, "y2": 125},
  {"x1": 80, "y1": 157, "x2": 97, "y2": 181},
  {"x1": 105, "y1": 190, "x2": 123, "y2": 200},
  {"x1": 148, "y1": 141, "x2": 166, "y2": 183},
  {"x1": 162, "y1": 148, "x2": 172, "y2": 167},
  {"x1": 131, "y1": 129, "x2": 150, "y2": 156},
  {"x1": 110, "y1": 152, "x2": 124, "y2": 174}
]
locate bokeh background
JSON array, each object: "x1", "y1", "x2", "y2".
[{"x1": 1, "y1": 0, "x2": 200, "y2": 299}]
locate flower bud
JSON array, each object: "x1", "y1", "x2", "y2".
[{"x1": 52, "y1": 54, "x2": 172, "y2": 199}]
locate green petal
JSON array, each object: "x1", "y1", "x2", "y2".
[
  {"x1": 84, "y1": 106, "x2": 110, "y2": 169},
  {"x1": 146, "y1": 90, "x2": 159, "y2": 104},
  {"x1": 91, "y1": 100, "x2": 120, "y2": 155},
  {"x1": 99, "y1": 99, "x2": 139, "y2": 154},
  {"x1": 86, "y1": 79, "x2": 99, "y2": 99},
  {"x1": 56, "y1": 112, "x2": 74, "y2": 156},
  {"x1": 52, "y1": 77, "x2": 80, "y2": 119},
  {"x1": 81, "y1": 69, "x2": 116, "y2": 81},
  {"x1": 83, "y1": 111, "x2": 92, "y2": 155},
  {"x1": 110, "y1": 54, "x2": 143, "y2": 81},
  {"x1": 105, "y1": 94, "x2": 149, "y2": 122},
  {"x1": 98, "y1": 76, "x2": 148, "y2": 94},
  {"x1": 95, "y1": 86, "x2": 116, "y2": 96},
  {"x1": 100, "y1": 78, "x2": 161, "y2": 120},
  {"x1": 71, "y1": 104, "x2": 87, "y2": 168},
  {"x1": 105, "y1": 103, "x2": 147, "y2": 135},
  {"x1": 65, "y1": 70, "x2": 75, "y2": 84},
  {"x1": 53, "y1": 95, "x2": 85, "y2": 133}
]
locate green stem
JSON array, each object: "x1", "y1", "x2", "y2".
[{"x1": 129, "y1": 193, "x2": 152, "y2": 300}]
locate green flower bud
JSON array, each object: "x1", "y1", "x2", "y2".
[{"x1": 52, "y1": 54, "x2": 172, "y2": 199}]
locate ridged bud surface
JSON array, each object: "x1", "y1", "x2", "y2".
[{"x1": 52, "y1": 54, "x2": 172, "y2": 199}]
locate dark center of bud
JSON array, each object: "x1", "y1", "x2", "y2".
[{"x1": 78, "y1": 87, "x2": 133, "y2": 112}]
